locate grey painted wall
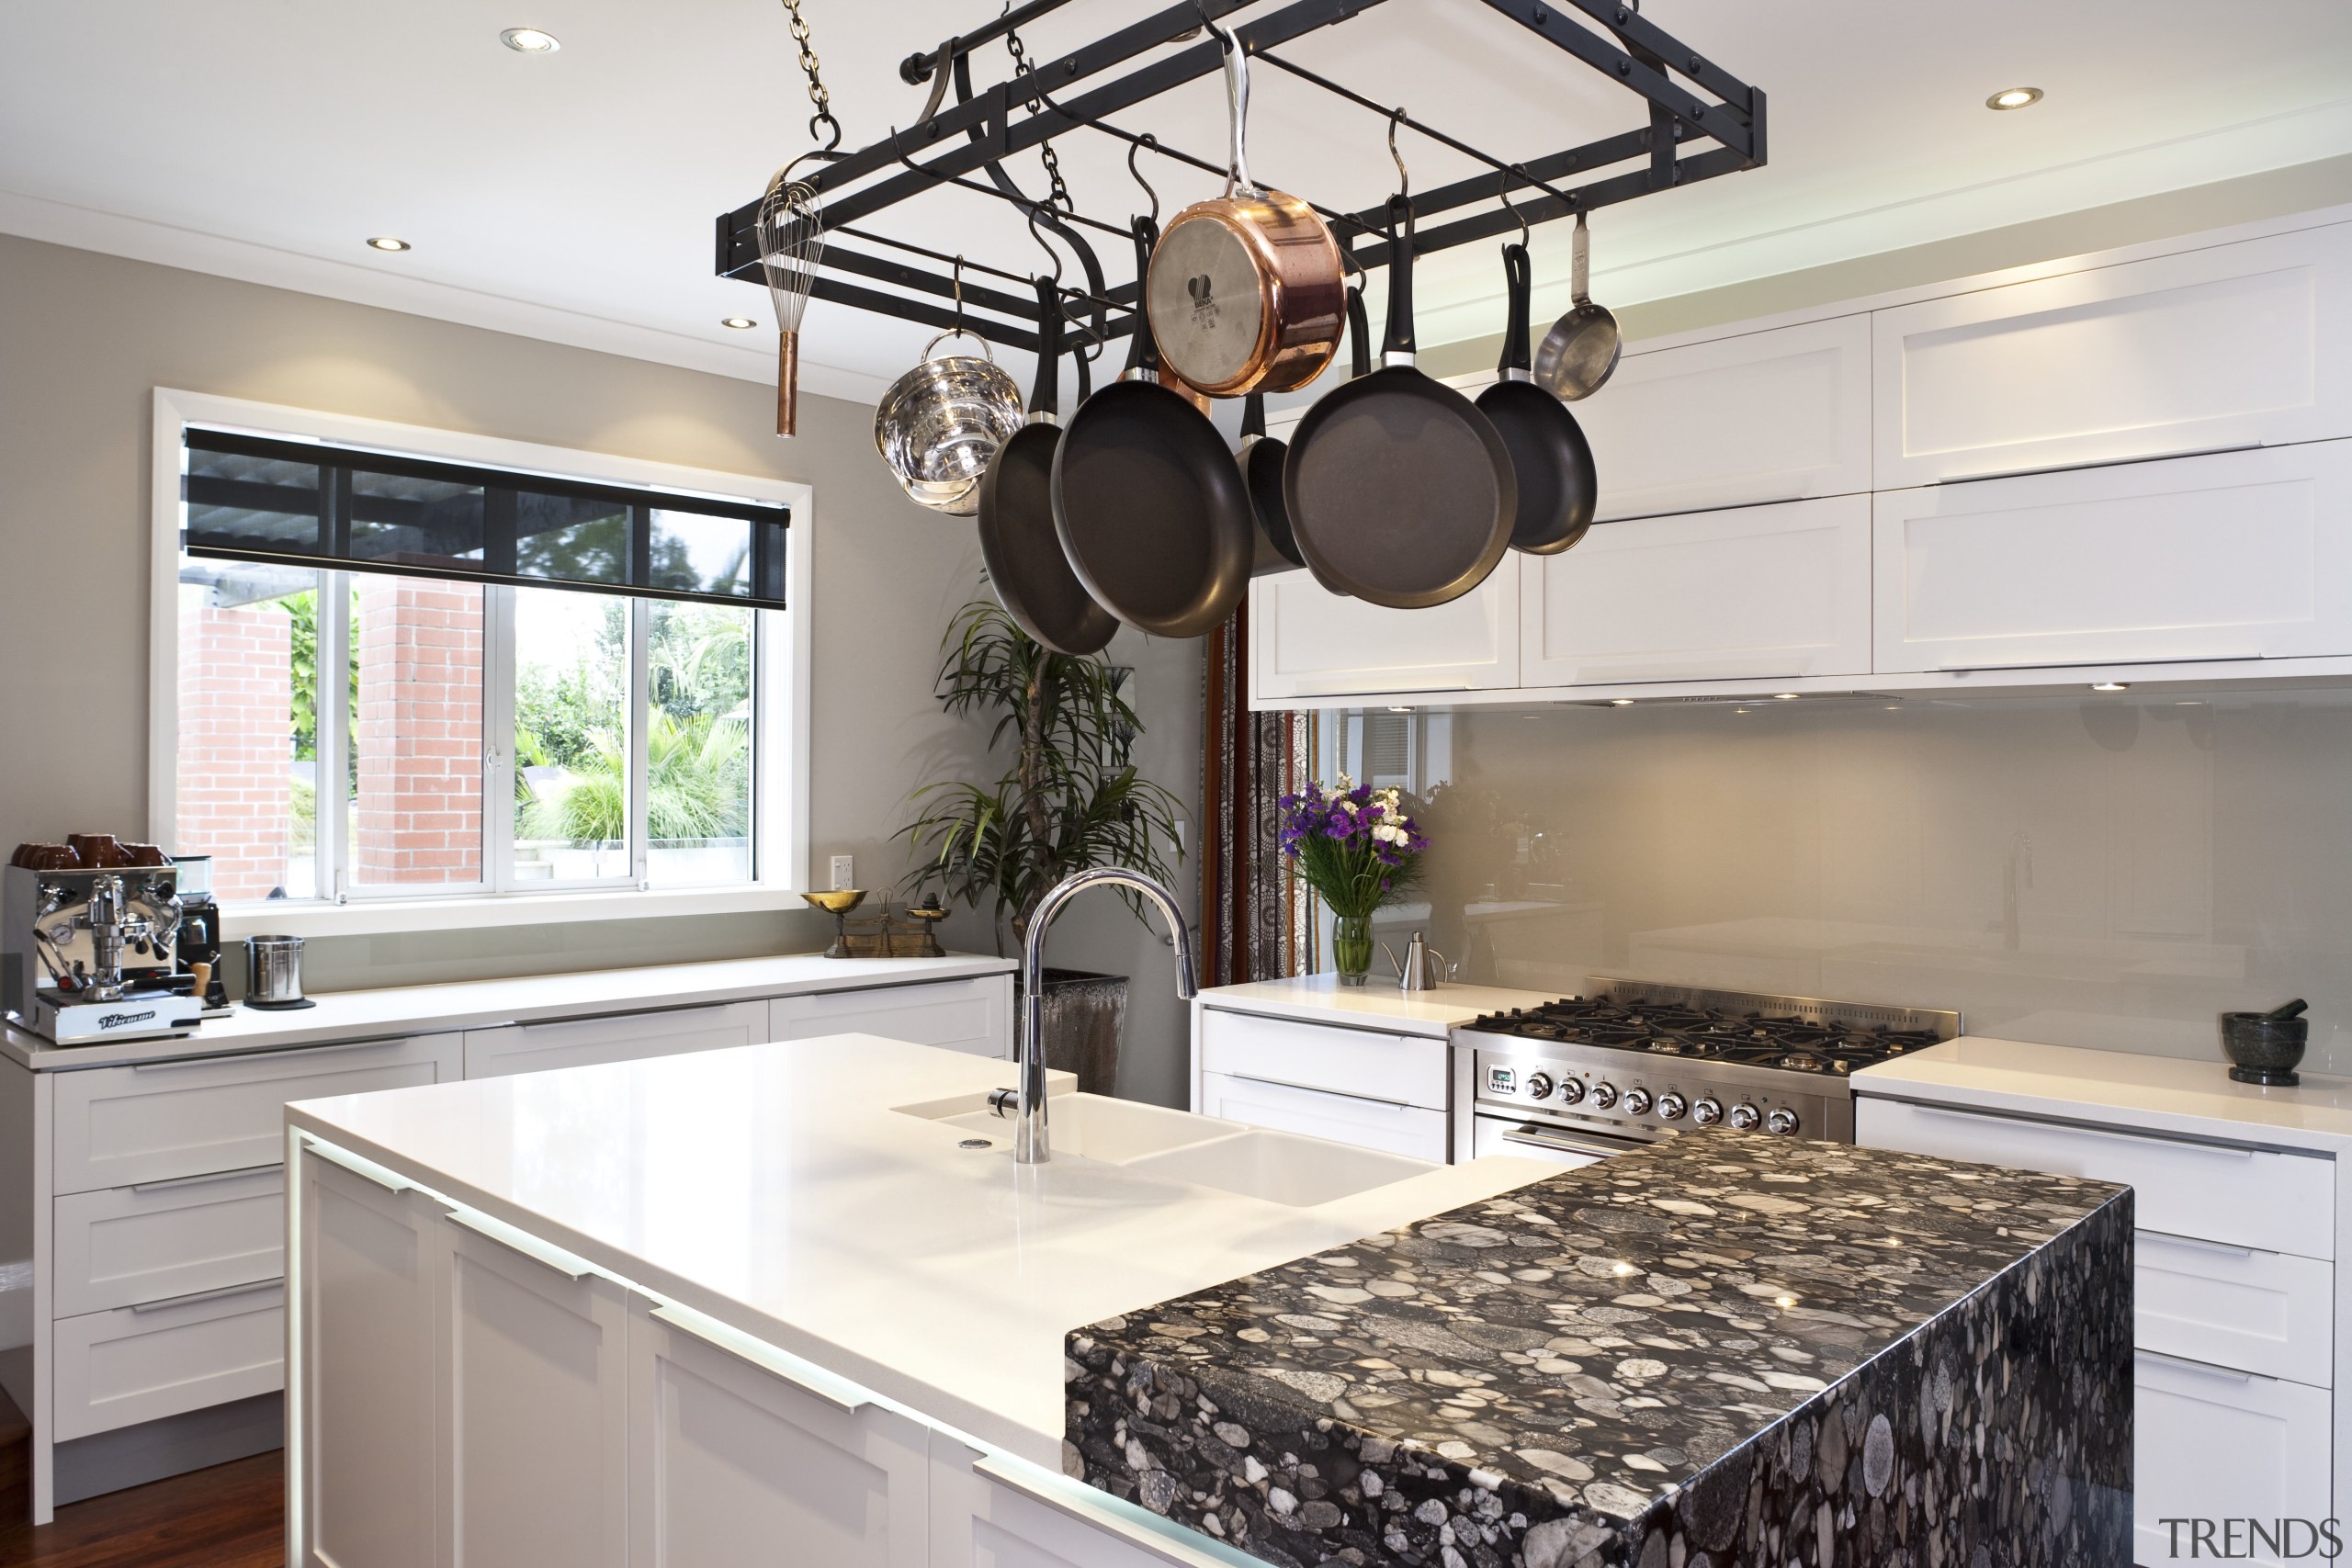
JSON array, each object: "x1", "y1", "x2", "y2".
[{"x1": 0, "y1": 234, "x2": 1203, "y2": 1105}]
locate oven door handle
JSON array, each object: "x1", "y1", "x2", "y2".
[{"x1": 1496, "y1": 1122, "x2": 1643, "y2": 1160}]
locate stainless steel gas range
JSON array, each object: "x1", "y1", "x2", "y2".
[{"x1": 1456, "y1": 978, "x2": 1961, "y2": 1168}]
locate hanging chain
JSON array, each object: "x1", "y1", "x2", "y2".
[
  {"x1": 779, "y1": 0, "x2": 842, "y2": 151},
  {"x1": 1002, "y1": 16, "x2": 1073, "y2": 212}
]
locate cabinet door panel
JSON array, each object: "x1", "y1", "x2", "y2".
[
  {"x1": 2135, "y1": 1352, "x2": 2333, "y2": 1568},
  {"x1": 1570, "y1": 314, "x2": 1872, "y2": 519},
  {"x1": 1249, "y1": 556, "x2": 1520, "y2": 705},
  {"x1": 51, "y1": 1280, "x2": 283, "y2": 1441},
  {"x1": 628, "y1": 1302, "x2": 930, "y2": 1568},
  {"x1": 771, "y1": 976, "x2": 1012, "y2": 1059},
  {"x1": 462, "y1": 999, "x2": 766, "y2": 1079},
  {"x1": 53, "y1": 1164, "x2": 283, "y2": 1315},
  {"x1": 2137, "y1": 1231, "x2": 2333, "y2": 1386},
  {"x1": 54, "y1": 1034, "x2": 455, "y2": 1191},
  {"x1": 1876, "y1": 222, "x2": 2352, "y2": 486},
  {"x1": 300, "y1": 1151, "x2": 440, "y2": 1568},
  {"x1": 1197, "y1": 1010, "x2": 1446, "y2": 1108},
  {"x1": 439, "y1": 1217, "x2": 628, "y2": 1568},
  {"x1": 1521, "y1": 496, "x2": 1872, "y2": 686},
  {"x1": 1872, "y1": 441, "x2": 2352, "y2": 672},
  {"x1": 1198, "y1": 1070, "x2": 1447, "y2": 1161},
  {"x1": 931, "y1": 1438, "x2": 1228, "y2": 1568}
]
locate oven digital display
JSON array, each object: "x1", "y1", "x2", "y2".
[{"x1": 1485, "y1": 1065, "x2": 1516, "y2": 1094}]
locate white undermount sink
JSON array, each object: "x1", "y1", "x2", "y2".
[{"x1": 892, "y1": 1089, "x2": 1437, "y2": 1205}]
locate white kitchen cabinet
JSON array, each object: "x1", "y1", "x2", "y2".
[
  {"x1": 1196, "y1": 1008, "x2": 1447, "y2": 1109},
  {"x1": 51, "y1": 1163, "x2": 283, "y2": 1316},
  {"x1": 627, "y1": 1298, "x2": 932, "y2": 1568},
  {"x1": 461, "y1": 998, "x2": 767, "y2": 1078},
  {"x1": 770, "y1": 975, "x2": 1012, "y2": 1059},
  {"x1": 439, "y1": 1213, "x2": 628, "y2": 1568},
  {"x1": 2136, "y1": 1230, "x2": 2334, "y2": 1386},
  {"x1": 930, "y1": 1437, "x2": 1225, "y2": 1568},
  {"x1": 1572, "y1": 313, "x2": 1873, "y2": 519},
  {"x1": 50, "y1": 1279, "x2": 283, "y2": 1442},
  {"x1": 1248, "y1": 554, "x2": 1521, "y2": 705},
  {"x1": 1197, "y1": 1070, "x2": 1447, "y2": 1162},
  {"x1": 1854, "y1": 1096, "x2": 2334, "y2": 1259},
  {"x1": 1520, "y1": 495, "x2": 1873, "y2": 687},
  {"x1": 297, "y1": 1149, "x2": 442, "y2": 1568},
  {"x1": 1874, "y1": 221, "x2": 2352, "y2": 488},
  {"x1": 2136, "y1": 1351, "x2": 2334, "y2": 1568},
  {"x1": 1873, "y1": 441, "x2": 2352, "y2": 674},
  {"x1": 53, "y1": 1033, "x2": 458, "y2": 1192}
]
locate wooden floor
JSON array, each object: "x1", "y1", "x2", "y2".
[{"x1": 0, "y1": 1388, "x2": 284, "y2": 1568}]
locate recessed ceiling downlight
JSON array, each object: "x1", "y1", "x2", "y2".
[
  {"x1": 1986, "y1": 85, "x2": 2043, "y2": 110},
  {"x1": 366, "y1": 236, "x2": 412, "y2": 253},
  {"x1": 720, "y1": 316, "x2": 758, "y2": 330},
  {"x1": 501, "y1": 27, "x2": 561, "y2": 52},
  {"x1": 2091, "y1": 682, "x2": 2129, "y2": 692}
]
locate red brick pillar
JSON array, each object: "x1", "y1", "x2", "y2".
[
  {"x1": 175, "y1": 602, "x2": 295, "y2": 899},
  {"x1": 353, "y1": 579, "x2": 484, "y2": 885}
]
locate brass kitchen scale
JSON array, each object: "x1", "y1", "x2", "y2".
[{"x1": 800, "y1": 890, "x2": 948, "y2": 959}]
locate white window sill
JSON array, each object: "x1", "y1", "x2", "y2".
[{"x1": 220, "y1": 883, "x2": 816, "y2": 940}]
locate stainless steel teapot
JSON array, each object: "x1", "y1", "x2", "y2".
[{"x1": 1378, "y1": 930, "x2": 1450, "y2": 993}]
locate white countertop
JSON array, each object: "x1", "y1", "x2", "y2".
[
  {"x1": 1, "y1": 952, "x2": 1014, "y2": 1070},
  {"x1": 286, "y1": 1036, "x2": 1552, "y2": 1470},
  {"x1": 1853, "y1": 1034, "x2": 2352, "y2": 1155},
  {"x1": 1196, "y1": 974, "x2": 1558, "y2": 1037}
]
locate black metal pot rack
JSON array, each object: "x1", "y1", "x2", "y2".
[{"x1": 715, "y1": 0, "x2": 1764, "y2": 355}]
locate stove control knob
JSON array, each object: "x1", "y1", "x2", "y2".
[
  {"x1": 1620, "y1": 1088, "x2": 1653, "y2": 1116},
  {"x1": 1727, "y1": 1102, "x2": 1761, "y2": 1132},
  {"x1": 1655, "y1": 1091, "x2": 1689, "y2": 1122},
  {"x1": 1555, "y1": 1077, "x2": 1587, "y2": 1106},
  {"x1": 1690, "y1": 1097, "x2": 1724, "y2": 1126},
  {"x1": 1524, "y1": 1072, "x2": 1555, "y2": 1101},
  {"x1": 1766, "y1": 1108, "x2": 1801, "y2": 1137},
  {"x1": 1588, "y1": 1082, "x2": 1619, "y2": 1111}
]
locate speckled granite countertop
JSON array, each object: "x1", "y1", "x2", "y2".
[{"x1": 1068, "y1": 1128, "x2": 2132, "y2": 1567}]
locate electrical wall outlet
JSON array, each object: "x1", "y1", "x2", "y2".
[{"x1": 830, "y1": 854, "x2": 854, "y2": 891}]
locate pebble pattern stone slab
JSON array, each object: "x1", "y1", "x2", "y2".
[{"x1": 1066, "y1": 1128, "x2": 2132, "y2": 1567}]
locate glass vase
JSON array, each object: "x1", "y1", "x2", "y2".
[{"x1": 1331, "y1": 911, "x2": 1374, "y2": 987}]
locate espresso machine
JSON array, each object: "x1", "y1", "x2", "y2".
[{"x1": 4, "y1": 860, "x2": 206, "y2": 1043}]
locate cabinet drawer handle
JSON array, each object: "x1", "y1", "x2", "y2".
[
  {"x1": 1500, "y1": 1124, "x2": 1633, "y2": 1160},
  {"x1": 130, "y1": 1162, "x2": 280, "y2": 1195},
  {"x1": 305, "y1": 1141, "x2": 415, "y2": 1193},
  {"x1": 972, "y1": 1455, "x2": 1206, "y2": 1567},
  {"x1": 2142, "y1": 1232, "x2": 2258, "y2": 1260},
  {"x1": 1222, "y1": 1073, "x2": 1413, "y2": 1112},
  {"x1": 650, "y1": 1305, "x2": 866, "y2": 1414},
  {"x1": 513, "y1": 1001, "x2": 731, "y2": 1034},
  {"x1": 130, "y1": 1278, "x2": 281, "y2": 1314},
  {"x1": 1896, "y1": 1103, "x2": 2258, "y2": 1158},
  {"x1": 2141, "y1": 1348, "x2": 2263, "y2": 1385},
  {"x1": 446, "y1": 1211, "x2": 593, "y2": 1280}
]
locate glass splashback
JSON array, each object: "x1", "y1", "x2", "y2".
[{"x1": 1322, "y1": 692, "x2": 2352, "y2": 1074}]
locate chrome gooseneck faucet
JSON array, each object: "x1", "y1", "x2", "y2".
[{"x1": 1013, "y1": 867, "x2": 1198, "y2": 1164}]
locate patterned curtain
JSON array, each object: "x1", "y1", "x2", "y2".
[{"x1": 1201, "y1": 600, "x2": 1317, "y2": 987}]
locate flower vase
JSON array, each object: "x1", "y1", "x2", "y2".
[{"x1": 1331, "y1": 911, "x2": 1374, "y2": 987}]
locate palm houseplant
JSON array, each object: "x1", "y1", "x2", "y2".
[{"x1": 899, "y1": 597, "x2": 1185, "y2": 1093}]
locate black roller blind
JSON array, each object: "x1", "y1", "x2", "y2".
[{"x1": 182, "y1": 428, "x2": 789, "y2": 610}]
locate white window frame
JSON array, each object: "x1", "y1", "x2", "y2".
[{"x1": 149, "y1": 388, "x2": 813, "y2": 937}]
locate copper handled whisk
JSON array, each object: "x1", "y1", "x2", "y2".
[{"x1": 755, "y1": 161, "x2": 824, "y2": 436}]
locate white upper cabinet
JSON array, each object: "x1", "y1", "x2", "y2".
[
  {"x1": 1521, "y1": 495, "x2": 1873, "y2": 687},
  {"x1": 1573, "y1": 314, "x2": 1873, "y2": 519},
  {"x1": 1874, "y1": 440, "x2": 2352, "y2": 673},
  {"x1": 1873, "y1": 222, "x2": 2352, "y2": 488},
  {"x1": 1250, "y1": 555, "x2": 1521, "y2": 705}
]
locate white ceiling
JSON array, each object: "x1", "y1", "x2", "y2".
[{"x1": 5, "y1": 0, "x2": 2349, "y2": 404}]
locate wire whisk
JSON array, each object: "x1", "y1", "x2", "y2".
[{"x1": 756, "y1": 159, "x2": 826, "y2": 436}]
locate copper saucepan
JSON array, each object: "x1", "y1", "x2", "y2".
[{"x1": 1145, "y1": 20, "x2": 1343, "y2": 397}]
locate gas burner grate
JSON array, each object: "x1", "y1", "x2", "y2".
[{"x1": 1465, "y1": 984, "x2": 1958, "y2": 1071}]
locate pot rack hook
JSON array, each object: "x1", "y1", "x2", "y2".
[
  {"x1": 1387, "y1": 106, "x2": 1410, "y2": 199},
  {"x1": 1127, "y1": 134, "x2": 1162, "y2": 224},
  {"x1": 1498, "y1": 168, "x2": 1531, "y2": 248},
  {"x1": 1027, "y1": 206, "x2": 1064, "y2": 286},
  {"x1": 951, "y1": 254, "x2": 967, "y2": 335}
]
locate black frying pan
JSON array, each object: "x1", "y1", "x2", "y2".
[
  {"x1": 978, "y1": 278, "x2": 1117, "y2": 655},
  {"x1": 1051, "y1": 217, "x2": 1254, "y2": 638},
  {"x1": 1283, "y1": 196, "x2": 1515, "y2": 609},
  {"x1": 1476, "y1": 243, "x2": 1596, "y2": 555},
  {"x1": 1238, "y1": 392, "x2": 1305, "y2": 576}
]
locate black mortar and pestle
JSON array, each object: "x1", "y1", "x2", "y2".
[{"x1": 2221, "y1": 998, "x2": 2309, "y2": 1086}]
